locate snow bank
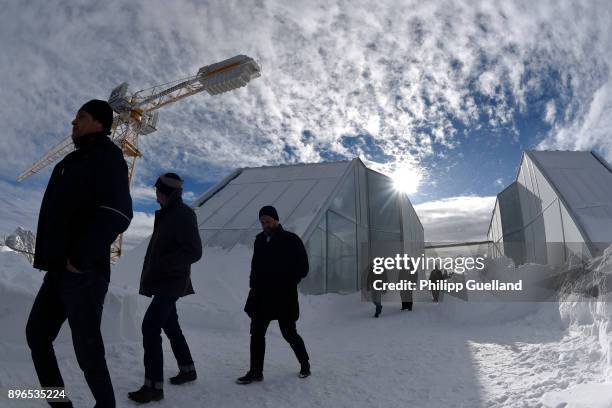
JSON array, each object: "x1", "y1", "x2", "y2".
[
  {"x1": 558, "y1": 244, "x2": 612, "y2": 381},
  {"x1": 541, "y1": 383, "x2": 612, "y2": 408},
  {"x1": 113, "y1": 243, "x2": 253, "y2": 332},
  {"x1": 0, "y1": 251, "x2": 141, "y2": 346},
  {"x1": 0, "y1": 251, "x2": 42, "y2": 344}
]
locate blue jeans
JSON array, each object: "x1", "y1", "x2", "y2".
[
  {"x1": 26, "y1": 270, "x2": 114, "y2": 408},
  {"x1": 142, "y1": 296, "x2": 194, "y2": 386}
]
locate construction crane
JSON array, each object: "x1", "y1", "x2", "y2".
[{"x1": 17, "y1": 54, "x2": 261, "y2": 260}]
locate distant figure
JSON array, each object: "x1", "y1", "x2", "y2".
[
  {"x1": 128, "y1": 173, "x2": 202, "y2": 404},
  {"x1": 237, "y1": 206, "x2": 310, "y2": 384},
  {"x1": 27, "y1": 99, "x2": 133, "y2": 408},
  {"x1": 399, "y1": 259, "x2": 414, "y2": 311},
  {"x1": 366, "y1": 263, "x2": 387, "y2": 317},
  {"x1": 430, "y1": 267, "x2": 444, "y2": 302}
]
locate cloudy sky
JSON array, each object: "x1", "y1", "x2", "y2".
[{"x1": 1, "y1": 0, "x2": 611, "y2": 248}]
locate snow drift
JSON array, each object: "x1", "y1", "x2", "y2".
[{"x1": 0, "y1": 250, "x2": 141, "y2": 345}]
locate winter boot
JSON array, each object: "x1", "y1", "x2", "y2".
[
  {"x1": 299, "y1": 362, "x2": 311, "y2": 378},
  {"x1": 128, "y1": 385, "x2": 164, "y2": 403},
  {"x1": 170, "y1": 369, "x2": 197, "y2": 385},
  {"x1": 401, "y1": 302, "x2": 413, "y2": 311},
  {"x1": 236, "y1": 371, "x2": 264, "y2": 385}
]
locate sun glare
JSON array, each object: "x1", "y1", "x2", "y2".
[{"x1": 392, "y1": 166, "x2": 422, "y2": 195}]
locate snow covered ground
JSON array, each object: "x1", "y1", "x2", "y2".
[{"x1": 2, "y1": 245, "x2": 612, "y2": 408}]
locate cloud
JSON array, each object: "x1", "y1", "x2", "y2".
[
  {"x1": 539, "y1": 80, "x2": 612, "y2": 161},
  {"x1": 121, "y1": 211, "x2": 155, "y2": 252},
  {"x1": 544, "y1": 100, "x2": 556, "y2": 124},
  {"x1": 1, "y1": 0, "x2": 611, "y2": 239},
  {"x1": 130, "y1": 184, "x2": 157, "y2": 204},
  {"x1": 414, "y1": 196, "x2": 496, "y2": 243},
  {"x1": 0, "y1": 181, "x2": 43, "y2": 238},
  {"x1": 3, "y1": 0, "x2": 610, "y2": 188}
]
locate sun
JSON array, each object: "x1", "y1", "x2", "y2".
[{"x1": 391, "y1": 166, "x2": 422, "y2": 195}]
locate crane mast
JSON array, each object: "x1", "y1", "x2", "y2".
[{"x1": 17, "y1": 55, "x2": 261, "y2": 260}]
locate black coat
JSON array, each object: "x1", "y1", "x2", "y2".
[
  {"x1": 430, "y1": 268, "x2": 443, "y2": 282},
  {"x1": 139, "y1": 196, "x2": 202, "y2": 298},
  {"x1": 33, "y1": 132, "x2": 133, "y2": 281},
  {"x1": 244, "y1": 225, "x2": 309, "y2": 321}
]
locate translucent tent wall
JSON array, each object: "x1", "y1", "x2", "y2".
[
  {"x1": 488, "y1": 151, "x2": 612, "y2": 266},
  {"x1": 191, "y1": 158, "x2": 424, "y2": 295},
  {"x1": 301, "y1": 160, "x2": 424, "y2": 294}
]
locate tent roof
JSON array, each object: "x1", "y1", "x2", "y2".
[
  {"x1": 526, "y1": 150, "x2": 612, "y2": 248},
  {"x1": 192, "y1": 159, "x2": 356, "y2": 249}
]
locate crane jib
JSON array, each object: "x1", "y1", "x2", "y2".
[
  {"x1": 17, "y1": 54, "x2": 261, "y2": 262},
  {"x1": 136, "y1": 77, "x2": 199, "y2": 108}
]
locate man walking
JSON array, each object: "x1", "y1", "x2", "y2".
[
  {"x1": 365, "y1": 261, "x2": 387, "y2": 318},
  {"x1": 430, "y1": 267, "x2": 444, "y2": 302},
  {"x1": 399, "y1": 259, "x2": 415, "y2": 311},
  {"x1": 128, "y1": 173, "x2": 202, "y2": 403},
  {"x1": 26, "y1": 99, "x2": 133, "y2": 408},
  {"x1": 237, "y1": 206, "x2": 311, "y2": 384}
]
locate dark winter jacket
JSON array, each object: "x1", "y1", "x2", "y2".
[
  {"x1": 139, "y1": 195, "x2": 202, "y2": 298},
  {"x1": 244, "y1": 225, "x2": 309, "y2": 321},
  {"x1": 33, "y1": 131, "x2": 133, "y2": 281},
  {"x1": 430, "y1": 268, "x2": 443, "y2": 282}
]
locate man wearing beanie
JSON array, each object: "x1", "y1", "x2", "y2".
[
  {"x1": 27, "y1": 100, "x2": 133, "y2": 408},
  {"x1": 237, "y1": 205, "x2": 311, "y2": 384},
  {"x1": 129, "y1": 172, "x2": 202, "y2": 403}
]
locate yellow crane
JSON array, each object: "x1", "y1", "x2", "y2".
[{"x1": 17, "y1": 54, "x2": 261, "y2": 260}]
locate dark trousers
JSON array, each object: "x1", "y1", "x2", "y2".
[
  {"x1": 250, "y1": 318, "x2": 309, "y2": 375},
  {"x1": 142, "y1": 296, "x2": 194, "y2": 385},
  {"x1": 26, "y1": 270, "x2": 114, "y2": 408}
]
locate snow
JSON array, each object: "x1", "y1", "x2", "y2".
[
  {"x1": 541, "y1": 383, "x2": 612, "y2": 408},
  {"x1": 2, "y1": 245, "x2": 612, "y2": 407},
  {"x1": 3, "y1": 227, "x2": 35, "y2": 262}
]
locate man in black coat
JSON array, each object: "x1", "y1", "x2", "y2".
[
  {"x1": 236, "y1": 206, "x2": 311, "y2": 384},
  {"x1": 26, "y1": 99, "x2": 133, "y2": 408},
  {"x1": 430, "y1": 267, "x2": 444, "y2": 302},
  {"x1": 128, "y1": 173, "x2": 202, "y2": 404}
]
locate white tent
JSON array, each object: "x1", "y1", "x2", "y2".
[
  {"x1": 488, "y1": 150, "x2": 612, "y2": 265},
  {"x1": 117, "y1": 158, "x2": 424, "y2": 295}
]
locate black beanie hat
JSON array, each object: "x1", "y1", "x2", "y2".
[
  {"x1": 258, "y1": 205, "x2": 279, "y2": 221},
  {"x1": 79, "y1": 99, "x2": 114, "y2": 133},
  {"x1": 155, "y1": 172, "x2": 184, "y2": 196}
]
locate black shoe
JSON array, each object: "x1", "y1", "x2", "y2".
[
  {"x1": 401, "y1": 302, "x2": 413, "y2": 311},
  {"x1": 170, "y1": 370, "x2": 197, "y2": 385},
  {"x1": 299, "y1": 363, "x2": 311, "y2": 378},
  {"x1": 128, "y1": 385, "x2": 163, "y2": 403},
  {"x1": 374, "y1": 304, "x2": 382, "y2": 318},
  {"x1": 236, "y1": 371, "x2": 263, "y2": 384},
  {"x1": 50, "y1": 400, "x2": 73, "y2": 408}
]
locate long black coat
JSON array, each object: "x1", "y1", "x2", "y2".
[
  {"x1": 33, "y1": 132, "x2": 133, "y2": 281},
  {"x1": 139, "y1": 196, "x2": 202, "y2": 298},
  {"x1": 244, "y1": 225, "x2": 309, "y2": 321}
]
